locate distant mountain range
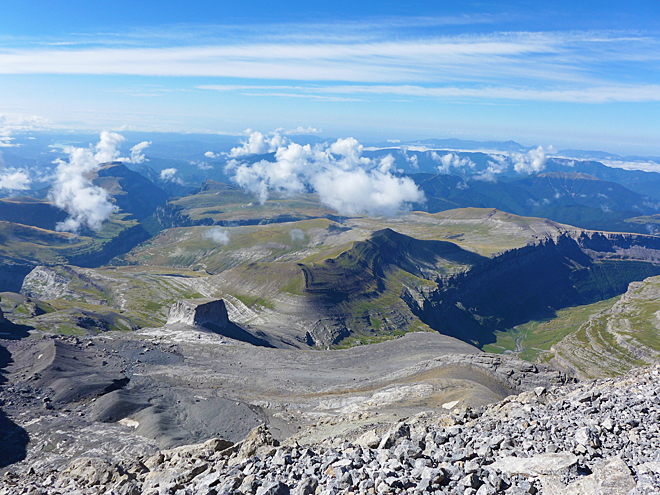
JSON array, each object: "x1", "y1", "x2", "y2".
[{"x1": 411, "y1": 171, "x2": 660, "y2": 234}]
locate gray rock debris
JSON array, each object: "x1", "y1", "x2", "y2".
[{"x1": 3, "y1": 364, "x2": 660, "y2": 494}]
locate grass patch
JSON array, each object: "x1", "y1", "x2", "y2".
[
  {"x1": 483, "y1": 296, "x2": 622, "y2": 362},
  {"x1": 145, "y1": 301, "x2": 163, "y2": 311}
]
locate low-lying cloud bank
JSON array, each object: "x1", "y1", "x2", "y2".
[
  {"x1": 225, "y1": 132, "x2": 425, "y2": 216},
  {"x1": 49, "y1": 131, "x2": 151, "y2": 233}
]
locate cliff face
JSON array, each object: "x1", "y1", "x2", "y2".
[
  {"x1": 404, "y1": 232, "x2": 660, "y2": 347},
  {"x1": 0, "y1": 261, "x2": 35, "y2": 293},
  {"x1": 166, "y1": 299, "x2": 230, "y2": 329},
  {"x1": 572, "y1": 230, "x2": 660, "y2": 262},
  {"x1": 66, "y1": 224, "x2": 152, "y2": 268}
]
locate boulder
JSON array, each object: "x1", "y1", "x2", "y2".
[
  {"x1": 562, "y1": 456, "x2": 636, "y2": 495},
  {"x1": 491, "y1": 452, "x2": 578, "y2": 477},
  {"x1": 59, "y1": 457, "x2": 118, "y2": 486},
  {"x1": 167, "y1": 299, "x2": 230, "y2": 328}
]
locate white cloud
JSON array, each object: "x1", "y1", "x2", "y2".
[
  {"x1": 0, "y1": 169, "x2": 31, "y2": 190},
  {"x1": 225, "y1": 133, "x2": 424, "y2": 216},
  {"x1": 474, "y1": 158, "x2": 509, "y2": 182},
  {"x1": 94, "y1": 130, "x2": 125, "y2": 163},
  {"x1": 90, "y1": 133, "x2": 150, "y2": 165},
  {"x1": 431, "y1": 152, "x2": 475, "y2": 174},
  {"x1": 400, "y1": 149, "x2": 419, "y2": 169},
  {"x1": 599, "y1": 159, "x2": 660, "y2": 173},
  {"x1": 204, "y1": 151, "x2": 220, "y2": 159},
  {"x1": 0, "y1": 113, "x2": 52, "y2": 148},
  {"x1": 128, "y1": 141, "x2": 150, "y2": 164},
  {"x1": 204, "y1": 227, "x2": 230, "y2": 245},
  {"x1": 193, "y1": 160, "x2": 213, "y2": 170},
  {"x1": 290, "y1": 228, "x2": 305, "y2": 241},
  {"x1": 48, "y1": 134, "x2": 122, "y2": 233},
  {"x1": 160, "y1": 167, "x2": 183, "y2": 184},
  {"x1": 281, "y1": 126, "x2": 322, "y2": 135},
  {"x1": 3, "y1": 29, "x2": 660, "y2": 105},
  {"x1": 228, "y1": 130, "x2": 287, "y2": 157},
  {"x1": 511, "y1": 146, "x2": 548, "y2": 174}
]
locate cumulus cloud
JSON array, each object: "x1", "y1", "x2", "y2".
[
  {"x1": 204, "y1": 151, "x2": 220, "y2": 159},
  {"x1": 225, "y1": 133, "x2": 425, "y2": 217},
  {"x1": 94, "y1": 131, "x2": 125, "y2": 163},
  {"x1": 85, "y1": 133, "x2": 148, "y2": 165},
  {"x1": 401, "y1": 149, "x2": 419, "y2": 169},
  {"x1": 511, "y1": 146, "x2": 548, "y2": 174},
  {"x1": 128, "y1": 141, "x2": 150, "y2": 164},
  {"x1": 193, "y1": 160, "x2": 213, "y2": 170},
  {"x1": 0, "y1": 168, "x2": 31, "y2": 190},
  {"x1": 228, "y1": 130, "x2": 287, "y2": 157},
  {"x1": 160, "y1": 167, "x2": 183, "y2": 184},
  {"x1": 204, "y1": 227, "x2": 230, "y2": 245},
  {"x1": 290, "y1": 228, "x2": 305, "y2": 241},
  {"x1": 49, "y1": 134, "x2": 122, "y2": 233},
  {"x1": 474, "y1": 156, "x2": 509, "y2": 182},
  {"x1": 431, "y1": 152, "x2": 475, "y2": 174}
]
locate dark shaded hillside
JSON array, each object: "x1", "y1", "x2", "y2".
[
  {"x1": 301, "y1": 228, "x2": 486, "y2": 303},
  {"x1": 0, "y1": 198, "x2": 68, "y2": 230},
  {"x1": 407, "y1": 233, "x2": 660, "y2": 346},
  {"x1": 94, "y1": 163, "x2": 169, "y2": 220},
  {"x1": 67, "y1": 224, "x2": 152, "y2": 267}
]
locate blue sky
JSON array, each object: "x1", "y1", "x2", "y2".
[{"x1": 1, "y1": 1, "x2": 660, "y2": 154}]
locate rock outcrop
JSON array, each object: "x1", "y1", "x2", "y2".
[{"x1": 166, "y1": 298, "x2": 230, "y2": 329}]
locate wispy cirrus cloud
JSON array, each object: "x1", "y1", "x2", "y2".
[
  {"x1": 1, "y1": 30, "x2": 658, "y2": 96},
  {"x1": 199, "y1": 83, "x2": 660, "y2": 104}
]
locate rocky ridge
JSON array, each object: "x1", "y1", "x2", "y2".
[{"x1": 3, "y1": 364, "x2": 660, "y2": 494}]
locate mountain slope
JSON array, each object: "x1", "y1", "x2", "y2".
[
  {"x1": 550, "y1": 274, "x2": 660, "y2": 378},
  {"x1": 92, "y1": 163, "x2": 169, "y2": 220},
  {"x1": 412, "y1": 172, "x2": 659, "y2": 233}
]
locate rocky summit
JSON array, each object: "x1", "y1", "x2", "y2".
[{"x1": 3, "y1": 364, "x2": 659, "y2": 494}]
